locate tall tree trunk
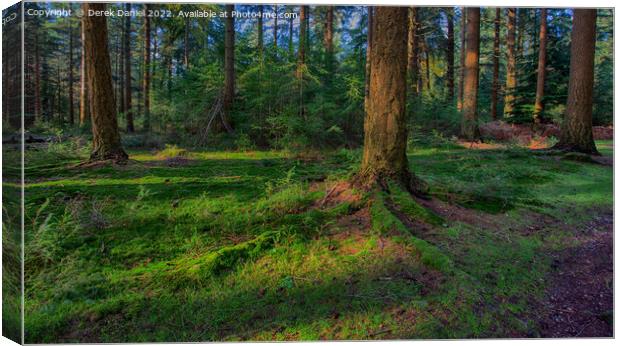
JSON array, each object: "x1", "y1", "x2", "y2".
[
  {"x1": 118, "y1": 32, "x2": 124, "y2": 115},
  {"x1": 184, "y1": 18, "x2": 190, "y2": 67},
  {"x1": 491, "y1": 8, "x2": 500, "y2": 120},
  {"x1": 288, "y1": 13, "x2": 294, "y2": 58},
  {"x1": 79, "y1": 21, "x2": 89, "y2": 127},
  {"x1": 533, "y1": 8, "x2": 547, "y2": 124},
  {"x1": 358, "y1": 7, "x2": 413, "y2": 189},
  {"x1": 554, "y1": 9, "x2": 598, "y2": 154},
  {"x1": 324, "y1": 6, "x2": 334, "y2": 55},
  {"x1": 461, "y1": 7, "x2": 481, "y2": 141},
  {"x1": 222, "y1": 4, "x2": 235, "y2": 130},
  {"x1": 274, "y1": 5, "x2": 278, "y2": 51},
  {"x1": 457, "y1": 7, "x2": 466, "y2": 111},
  {"x1": 34, "y1": 25, "x2": 42, "y2": 121},
  {"x1": 503, "y1": 8, "x2": 517, "y2": 117},
  {"x1": 82, "y1": 3, "x2": 127, "y2": 162},
  {"x1": 422, "y1": 36, "x2": 430, "y2": 91},
  {"x1": 124, "y1": 3, "x2": 134, "y2": 132},
  {"x1": 364, "y1": 6, "x2": 373, "y2": 114},
  {"x1": 446, "y1": 8, "x2": 455, "y2": 100},
  {"x1": 407, "y1": 7, "x2": 419, "y2": 96},
  {"x1": 298, "y1": 6, "x2": 307, "y2": 67},
  {"x1": 257, "y1": 5, "x2": 264, "y2": 62},
  {"x1": 68, "y1": 21, "x2": 75, "y2": 125},
  {"x1": 143, "y1": 4, "x2": 151, "y2": 132}
]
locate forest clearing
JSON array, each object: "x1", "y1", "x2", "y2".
[{"x1": 1, "y1": 2, "x2": 613, "y2": 342}]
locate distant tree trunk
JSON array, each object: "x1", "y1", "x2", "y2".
[
  {"x1": 184, "y1": 18, "x2": 190, "y2": 68},
  {"x1": 533, "y1": 8, "x2": 548, "y2": 124},
  {"x1": 491, "y1": 8, "x2": 500, "y2": 120},
  {"x1": 358, "y1": 7, "x2": 414, "y2": 190},
  {"x1": 68, "y1": 21, "x2": 75, "y2": 125},
  {"x1": 143, "y1": 4, "x2": 151, "y2": 132},
  {"x1": 274, "y1": 5, "x2": 278, "y2": 50},
  {"x1": 460, "y1": 7, "x2": 481, "y2": 141},
  {"x1": 117, "y1": 32, "x2": 124, "y2": 115},
  {"x1": 82, "y1": 3, "x2": 127, "y2": 162},
  {"x1": 324, "y1": 6, "x2": 334, "y2": 55},
  {"x1": 554, "y1": 9, "x2": 598, "y2": 154},
  {"x1": 257, "y1": 5, "x2": 264, "y2": 62},
  {"x1": 407, "y1": 7, "x2": 419, "y2": 96},
  {"x1": 34, "y1": 25, "x2": 42, "y2": 121},
  {"x1": 364, "y1": 6, "x2": 373, "y2": 114},
  {"x1": 222, "y1": 4, "x2": 235, "y2": 130},
  {"x1": 298, "y1": 6, "x2": 307, "y2": 66},
  {"x1": 457, "y1": 7, "x2": 466, "y2": 111},
  {"x1": 79, "y1": 21, "x2": 89, "y2": 127},
  {"x1": 124, "y1": 3, "x2": 134, "y2": 133},
  {"x1": 504, "y1": 8, "x2": 517, "y2": 117},
  {"x1": 288, "y1": 13, "x2": 294, "y2": 58},
  {"x1": 422, "y1": 36, "x2": 430, "y2": 91},
  {"x1": 446, "y1": 8, "x2": 455, "y2": 100}
]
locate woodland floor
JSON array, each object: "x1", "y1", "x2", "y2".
[{"x1": 4, "y1": 137, "x2": 613, "y2": 342}]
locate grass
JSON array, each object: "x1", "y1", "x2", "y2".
[{"x1": 8, "y1": 139, "x2": 612, "y2": 342}]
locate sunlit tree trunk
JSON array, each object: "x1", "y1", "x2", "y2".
[
  {"x1": 359, "y1": 7, "x2": 413, "y2": 189},
  {"x1": 82, "y1": 3, "x2": 127, "y2": 162},
  {"x1": 554, "y1": 9, "x2": 598, "y2": 154},
  {"x1": 461, "y1": 7, "x2": 481, "y2": 141},
  {"x1": 533, "y1": 8, "x2": 548, "y2": 124},
  {"x1": 446, "y1": 8, "x2": 455, "y2": 100},
  {"x1": 503, "y1": 8, "x2": 517, "y2": 117},
  {"x1": 407, "y1": 7, "x2": 419, "y2": 96},
  {"x1": 325, "y1": 6, "x2": 334, "y2": 67},
  {"x1": 79, "y1": 20, "x2": 89, "y2": 127},
  {"x1": 124, "y1": 3, "x2": 134, "y2": 132},
  {"x1": 143, "y1": 4, "x2": 151, "y2": 132},
  {"x1": 457, "y1": 7, "x2": 466, "y2": 111},
  {"x1": 491, "y1": 8, "x2": 500, "y2": 120}
]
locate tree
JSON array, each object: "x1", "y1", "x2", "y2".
[
  {"x1": 358, "y1": 7, "x2": 415, "y2": 190},
  {"x1": 457, "y1": 8, "x2": 466, "y2": 111},
  {"x1": 460, "y1": 7, "x2": 481, "y2": 141},
  {"x1": 143, "y1": 4, "x2": 151, "y2": 132},
  {"x1": 298, "y1": 6, "x2": 308, "y2": 66},
  {"x1": 124, "y1": 3, "x2": 134, "y2": 132},
  {"x1": 491, "y1": 8, "x2": 500, "y2": 120},
  {"x1": 79, "y1": 20, "x2": 88, "y2": 127},
  {"x1": 68, "y1": 19, "x2": 75, "y2": 124},
  {"x1": 222, "y1": 4, "x2": 235, "y2": 130},
  {"x1": 257, "y1": 5, "x2": 264, "y2": 62},
  {"x1": 273, "y1": 5, "x2": 278, "y2": 50},
  {"x1": 553, "y1": 9, "x2": 598, "y2": 154},
  {"x1": 533, "y1": 8, "x2": 548, "y2": 124},
  {"x1": 446, "y1": 8, "x2": 455, "y2": 100},
  {"x1": 364, "y1": 6, "x2": 373, "y2": 113},
  {"x1": 407, "y1": 7, "x2": 419, "y2": 96},
  {"x1": 82, "y1": 3, "x2": 127, "y2": 162},
  {"x1": 503, "y1": 8, "x2": 517, "y2": 117},
  {"x1": 325, "y1": 6, "x2": 334, "y2": 63}
]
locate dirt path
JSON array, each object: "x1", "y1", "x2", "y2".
[{"x1": 537, "y1": 211, "x2": 613, "y2": 337}]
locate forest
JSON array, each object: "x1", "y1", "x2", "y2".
[{"x1": 1, "y1": 1, "x2": 614, "y2": 342}]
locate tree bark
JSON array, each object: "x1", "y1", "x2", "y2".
[
  {"x1": 274, "y1": 5, "x2": 278, "y2": 50},
  {"x1": 359, "y1": 7, "x2": 413, "y2": 189},
  {"x1": 184, "y1": 18, "x2": 190, "y2": 67},
  {"x1": 82, "y1": 3, "x2": 127, "y2": 162},
  {"x1": 34, "y1": 23, "x2": 41, "y2": 121},
  {"x1": 457, "y1": 7, "x2": 466, "y2": 111},
  {"x1": 222, "y1": 4, "x2": 235, "y2": 130},
  {"x1": 533, "y1": 8, "x2": 547, "y2": 124},
  {"x1": 446, "y1": 8, "x2": 455, "y2": 100},
  {"x1": 554, "y1": 9, "x2": 598, "y2": 154},
  {"x1": 298, "y1": 6, "x2": 307, "y2": 67},
  {"x1": 288, "y1": 12, "x2": 294, "y2": 58},
  {"x1": 324, "y1": 6, "x2": 334, "y2": 55},
  {"x1": 124, "y1": 3, "x2": 134, "y2": 132},
  {"x1": 460, "y1": 7, "x2": 481, "y2": 141},
  {"x1": 503, "y1": 8, "x2": 517, "y2": 117},
  {"x1": 491, "y1": 8, "x2": 500, "y2": 120},
  {"x1": 407, "y1": 7, "x2": 419, "y2": 96},
  {"x1": 143, "y1": 4, "x2": 151, "y2": 132}
]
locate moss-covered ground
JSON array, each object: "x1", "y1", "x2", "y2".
[{"x1": 9, "y1": 139, "x2": 612, "y2": 342}]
